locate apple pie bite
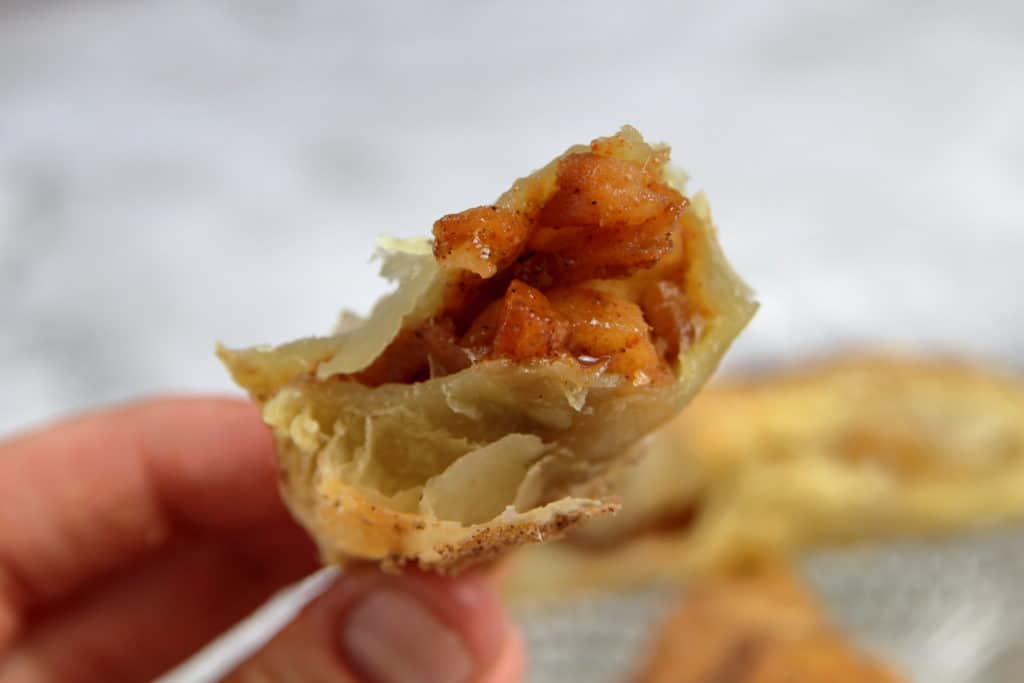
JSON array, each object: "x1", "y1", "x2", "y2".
[{"x1": 218, "y1": 126, "x2": 756, "y2": 571}]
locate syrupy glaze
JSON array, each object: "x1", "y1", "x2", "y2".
[{"x1": 355, "y1": 134, "x2": 705, "y2": 388}]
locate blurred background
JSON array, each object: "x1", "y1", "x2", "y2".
[
  {"x1": 3, "y1": 0, "x2": 1022, "y2": 436},
  {"x1": 2, "y1": 1, "x2": 1023, "y2": 681}
]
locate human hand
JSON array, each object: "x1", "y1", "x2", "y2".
[{"x1": 0, "y1": 398, "x2": 523, "y2": 682}]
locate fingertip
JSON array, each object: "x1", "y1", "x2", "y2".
[
  {"x1": 382, "y1": 568, "x2": 510, "y2": 669},
  {"x1": 226, "y1": 566, "x2": 516, "y2": 683},
  {"x1": 335, "y1": 567, "x2": 512, "y2": 682}
]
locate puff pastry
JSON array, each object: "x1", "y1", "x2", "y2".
[{"x1": 219, "y1": 127, "x2": 755, "y2": 571}]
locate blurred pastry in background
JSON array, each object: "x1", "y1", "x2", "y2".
[
  {"x1": 504, "y1": 355, "x2": 1024, "y2": 599},
  {"x1": 633, "y1": 566, "x2": 905, "y2": 683}
]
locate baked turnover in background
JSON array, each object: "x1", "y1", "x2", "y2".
[{"x1": 504, "y1": 355, "x2": 1024, "y2": 598}]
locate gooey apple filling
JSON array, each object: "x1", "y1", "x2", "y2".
[{"x1": 353, "y1": 139, "x2": 706, "y2": 389}]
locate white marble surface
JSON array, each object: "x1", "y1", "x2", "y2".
[
  {"x1": 1, "y1": 0, "x2": 1022, "y2": 679},
  {"x1": 3, "y1": 0, "x2": 1023, "y2": 436}
]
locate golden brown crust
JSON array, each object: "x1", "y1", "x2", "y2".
[{"x1": 633, "y1": 568, "x2": 905, "y2": 683}]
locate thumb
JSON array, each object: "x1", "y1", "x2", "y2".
[{"x1": 222, "y1": 567, "x2": 524, "y2": 683}]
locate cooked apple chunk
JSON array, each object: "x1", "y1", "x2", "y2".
[
  {"x1": 218, "y1": 126, "x2": 756, "y2": 571},
  {"x1": 432, "y1": 205, "x2": 531, "y2": 278}
]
